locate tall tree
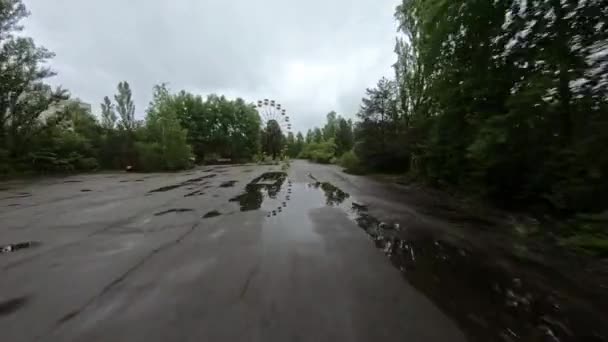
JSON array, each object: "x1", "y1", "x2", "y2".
[
  {"x1": 114, "y1": 81, "x2": 136, "y2": 132},
  {"x1": 312, "y1": 127, "x2": 324, "y2": 143},
  {"x1": 100, "y1": 96, "x2": 117, "y2": 130},
  {"x1": 0, "y1": 0, "x2": 65, "y2": 157},
  {"x1": 323, "y1": 111, "x2": 338, "y2": 141},
  {"x1": 335, "y1": 118, "x2": 354, "y2": 156}
]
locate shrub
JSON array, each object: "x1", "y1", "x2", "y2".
[
  {"x1": 76, "y1": 157, "x2": 99, "y2": 171},
  {"x1": 338, "y1": 150, "x2": 365, "y2": 174},
  {"x1": 299, "y1": 140, "x2": 336, "y2": 164},
  {"x1": 134, "y1": 142, "x2": 163, "y2": 172}
]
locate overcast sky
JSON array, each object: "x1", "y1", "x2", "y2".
[{"x1": 22, "y1": 0, "x2": 399, "y2": 132}]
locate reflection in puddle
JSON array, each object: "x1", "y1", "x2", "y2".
[
  {"x1": 1, "y1": 241, "x2": 41, "y2": 254},
  {"x1": 307, "y1": 175, "x2": 607, "y2": 342},
  {"x1": 154, "y1": 208, "x2": 194, "y2": 216},
  {"x1": 229, "y1": 172, "x2": 287, "y2": 211},
  {"x1": 308, "y1": 181, "x2": 350, "y2": 206}
]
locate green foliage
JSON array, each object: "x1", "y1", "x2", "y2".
[
  {"x1": 335, "y1": 118, "x2": 354, "y2": 156},
  {"x1": 133, "y1": 142, "x2": 163, "y2": 172},
  {"x1": 262, "y1": 120, "x2": 283, "y2": 160},
  {"x1": 342, "y1": 0, "x2": 608, "y2": 216},
  {"x1": 144, "y1": 84, "x2": 193, "y2": 170},
  {"x1": 115, "y1": 81, "x2": 136, "y2": 132},
  {"x1": 294, "y1": 111, "x2": 354, "y2": 163},
  {"x1": 173, "y1": 93, "x2": 260, "y2": 162},
  {"x1": 338, "y1": 150, "x2": 363, "y2": 174},
  {"x1": 299, "y1": 140, "x2": 336, "y2": 164}
]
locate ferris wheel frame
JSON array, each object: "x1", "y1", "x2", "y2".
[{"x1": 256, "y1": 99, "x2": 292, "y2": 134}]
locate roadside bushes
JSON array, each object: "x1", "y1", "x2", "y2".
[
  {"x1": 338, "y1": 150, "x2": 365, "y2": 174},
  {"x1": 298, "y1": 140, "x2": 336, "y2": 164}
]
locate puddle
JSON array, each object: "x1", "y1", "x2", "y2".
[
  {"x1": 229, "y1": 172, "x2": 287, "y2": 211},
  {"x1": 63, "y1": 180, "x2": 82, "y2": 183},
  {"x1": 203, "y1": 210, "x2": 222, "y2": 219},
  {"x1": 154, "y1": 208, "x2": 194, "y2": 216},
  {"x1": 0, "y1": 296, "x2": 30, "y2": 317},
  {"x1": 220, "y1": 180, "x2": 238, "y2": 188},
  {"x1": 148, "y1": 174, "x2": 217, "y2": 193},
  {"x1": 304, "y1": 176, "x2": 608, "y2": 342},
  {"x1": 308, "y1": 180, "x2": 350, "y2": 206},
  {"x1": 1, "y1": 241, "x2": 41, "y2": 254}
]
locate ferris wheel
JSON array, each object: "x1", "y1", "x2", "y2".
[{"x1": 256, "y1": 99, "x2": 292, "y2": 134}]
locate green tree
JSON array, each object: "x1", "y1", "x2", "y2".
[
  {"x1": 263, "y1": 120, "x2": 283, "y2": 160},
  {"x1": 312, "y1": 127, "x2": 323, "y2": 143},
  {"x1": 114, "y1": 81, "x2": 136, "y2": 132},
  {"x1": 335, "y1": 118, "x2": 354, "y2": 156},
  {"x1": 144, "y1": 84, "x2": 192, "y2": 170},
  {"x1": 100, "y1": 96, "x2": 117, "y2": 130},
  {"x1": 0, "y1": 0, "x2": 66, "y2": 163},
  {"x1": 323, "y1": 111, "x2": 338, "y2": 140},
  {"x1": 305, "y1": 129, "x2": 313, "y2": 144}
]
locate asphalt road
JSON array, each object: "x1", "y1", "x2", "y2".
[{"x1": 0, "y1": 160, "x2": 467, "y2": 342}]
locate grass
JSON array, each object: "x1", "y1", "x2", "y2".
[{"x1": 559, "y1": 234, "x2": 608, "y2": 256}]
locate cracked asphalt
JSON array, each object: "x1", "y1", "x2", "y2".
[{"x1": 0, "y1": 161, "x2": 467, "y2": 341}]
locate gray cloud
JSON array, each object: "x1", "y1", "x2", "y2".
[{"x1": 23, "y1": 0, "x2": 399, "y2": 131}]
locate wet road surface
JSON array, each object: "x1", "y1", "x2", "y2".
[{"x1": 0, "y1": 161, "x2": 606, "y2": 341}]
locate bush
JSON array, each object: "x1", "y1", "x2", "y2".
[
  {"x1": 299, "y1": 140, "x2": 336, "y2": 164},
  {"x1": 134, "y1": 142, "x2": 164, "y2": 172},
  {"x1": 338, "y1": 150, "x2": 364, "y2": 173},
  {"x1": 76, "y1": 157, "x2": 99, "y2": 171}
]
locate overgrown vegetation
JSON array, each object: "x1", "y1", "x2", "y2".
[
  {"x1": 287, "y1": 112, "x2": 355, "y2": 165},
  {"x1": 291, "y1": 0, "x2": 608, "y2": 253},
  {"x1": 0, "y1": 0, "x2": 264, "y2": 175}
]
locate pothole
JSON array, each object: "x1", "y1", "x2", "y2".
[
  {"x1": 154, "y1": 208, "x2": 194, "y2": 216},
  {"x1": 229, "y1": 172, "x2": 287, "y2": 211},
  {"x1": 1, "y1": 241, "x2": 41, "y2": 254},
  {"x1": 148, "y1": 174, "x2": 217, "y2": 194},
  {"x1": 220, "y1": 180, "x2": 238, "y2": 188},
  {"x1": 203, "y1": 210, "x2": 222, "y2": 219},
  {"x1": 80, "y1": 189, "x2": 92, "y2": 192},
  {"x1": 0, "y1": 296, "x2": 30, "y2": 317}
]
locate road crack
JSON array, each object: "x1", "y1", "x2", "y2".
[
  {"x1": 37, "y1": 220, "x2": 203, "y2": 340},
  {"x1": 239, "y1": 264, "x2": 259, "y2": 300}
]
